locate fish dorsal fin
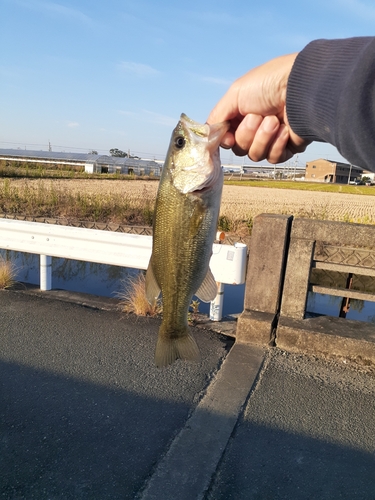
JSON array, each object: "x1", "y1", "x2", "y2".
[
  {"x1": 145, "y1": 261, "x2": 161, "y2": 304},
  {"x1": 195, "y1": 267, "x2": 217, "y2": 303}
]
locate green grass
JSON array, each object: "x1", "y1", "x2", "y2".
[{"x1": 224, "y1": 179, "x2": 375, "y2": 196}]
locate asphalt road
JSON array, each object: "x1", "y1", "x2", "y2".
[
  {"x1": 1, "y1": 289, "x2": 375, "y2": 500},
  {"x1": 0, "y1": 290, "x2": 231, "y2": 499}
]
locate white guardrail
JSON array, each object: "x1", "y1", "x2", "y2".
[{"x1": 0, "y1": 218, "x2": 247, "y2": 321}]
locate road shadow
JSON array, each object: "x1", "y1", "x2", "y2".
[
  {"x1": 207, "y1": 419, "x2": 375, "y2": 500},
  {"x1": 0, "y1": 358, "x2": 192, "y2": 499},
  {"x1": 2, "y1": 357, "x2": 375, "y2": 500}
]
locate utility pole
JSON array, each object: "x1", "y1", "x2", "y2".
[
  {"x1": 293, "y1": 154, "x2": 298, "y2": 180},
  {"x1": 348, "y1": 164, "x2": 353, "y2": 184}
]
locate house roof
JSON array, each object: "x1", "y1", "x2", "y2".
[{"x1": 0, "y1": 148, "x2": 94, "y2": 162}]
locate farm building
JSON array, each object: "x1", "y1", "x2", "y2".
[
  {"x1": 305, "y1": 158, "x2": 363, "y2": 183},
  {"x1": 0, "y1": 148, "x2": 162, "y2": 176},
  {"x1": 84, "y1": 156, "x2": 162, "y2": 176}
]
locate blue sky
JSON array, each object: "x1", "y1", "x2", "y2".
[{"x1": 1, "y1": 0, "x2": 375, "y2": 166}]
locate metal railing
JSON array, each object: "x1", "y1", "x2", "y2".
[{"x1": 0, "y1": 218, "x2": 247, "y2": 321}]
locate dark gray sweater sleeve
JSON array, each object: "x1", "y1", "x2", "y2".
[{"x1": 286, "y1": 37, "x2": 375, "y2": 172}]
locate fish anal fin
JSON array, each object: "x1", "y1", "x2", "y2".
[
  {"x1": 195, "y1": 267, "x2": 217, "y2": 303},
  {"x1": 145, "y1": 261, "x2": 161, "y2": 304},
  {"x1": 155, "y1": 333, "x2": 200, "y2": 368}
]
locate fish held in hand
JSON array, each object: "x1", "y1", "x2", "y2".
[{"x1": 145, "y1": 113, "x2": 229, "y2": 368}]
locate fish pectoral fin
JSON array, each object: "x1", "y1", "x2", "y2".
[
  {"x1": 145, "y1": 261, "x2": 161, "y2": 304},
  {"x1": 195, "y1": 267, "x2": 217, "y2": 303}
]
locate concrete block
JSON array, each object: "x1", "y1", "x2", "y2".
[{"x1": 236, "y1": 310, "x2": 276, "y2": 345}]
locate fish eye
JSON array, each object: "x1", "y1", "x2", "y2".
[{"x1": 175, "y1": 136, "x2": 185, "y2": 149}]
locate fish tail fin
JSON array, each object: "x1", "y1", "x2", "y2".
[{"x1": 155, "y1": 333, "x2": 200, "y2": 368}]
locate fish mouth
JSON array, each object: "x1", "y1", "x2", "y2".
[
  {"x1": 191, "y1": 184, "x2": 211, "y2": 194},
  {"x1": 180, "y1": 113, "x2": 230, "y2": 152},
  {"x1": 171, "y1": 114, "x2": 229, "y2": 195}
]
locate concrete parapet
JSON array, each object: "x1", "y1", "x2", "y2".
[
  {"x1": 236, "y1": 214, "x2": 292, "y2": 345},
  {"x1": 279, "y1": 238, "x2": 314, "y2": 320},
  {"x1": 276, "y1": 218, "x2": 375, "y2": 364},
  {"x1": 290, "y1": 217, "x2": 375, "y2": 247}
]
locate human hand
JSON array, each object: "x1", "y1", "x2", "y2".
[{"x1": 207, "y1": 53, "x2": 310, "y2": 163}]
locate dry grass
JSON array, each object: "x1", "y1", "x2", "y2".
[
  {"x1": 219, "y1": 184, "x2": 375, "y2": 229},
  {"x1": 117, "y1": 273, "x2": 162, "y2": 316},
  {"x1": 0, "y1": 178, "x2": 156, "y2": 224},
  {"x1": 2, "y1": 178, "x2": 375, "y2": 233},
  {"x1": 0, "y1": 257, "x2": 18, "y2": 289}
]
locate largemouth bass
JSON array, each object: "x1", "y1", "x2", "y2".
[{"x1": 145, "y1": 113, "x2": 229, "y2": 367}]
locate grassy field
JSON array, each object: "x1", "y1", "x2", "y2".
[
  {"x1": 0, "y1": 178, "x2": 156, "y2": 225},
  {"x1": 224, "y1": 178, "x2": 375, "y2": 196},
  {"x1": 1, "y1": 177, "x2": 375, "y2": 235}
]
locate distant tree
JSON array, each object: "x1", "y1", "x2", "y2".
[
  {"x1": 109, "y1": 148, "x2": 127, "y2": 157},
  {"x1": 88, "y1": 150, "x2": 98, "y2": 155}
]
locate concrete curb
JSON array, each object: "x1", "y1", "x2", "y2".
[
  {"x1": 277, "y1": 315, "x2": 375, "y2": 366},
  {"x1": 16, "y1": 285, "x2": 123, "y2": 311},
  {"x1": 138, "y1": 343, "x2": 266, "y2": 500},
  {"x1": 12, "y1": 284, "x2": 239, "y2": 337}
]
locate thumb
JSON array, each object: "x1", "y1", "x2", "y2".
[{"x1": 206, "y1": 85, "x2": 240, "y2": 125}]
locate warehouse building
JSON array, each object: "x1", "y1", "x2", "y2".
[
  {"x1": 84, "y1": 156, "x2": 161, "y2": 176},
  {"x1": 0, "y1": 149, "x2": 162, "y2": 177}
]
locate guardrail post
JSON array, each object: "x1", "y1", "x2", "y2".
[
  {"x1": 210, "y1": 282, "x2": 225, "y2": 321},
  {"x1": 40, "y1": 255, "x2": 52, "y2": 291}
]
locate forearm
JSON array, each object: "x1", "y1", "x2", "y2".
[{"x1": 286, "y1": 37, "x2": 375, "y2": 171}]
